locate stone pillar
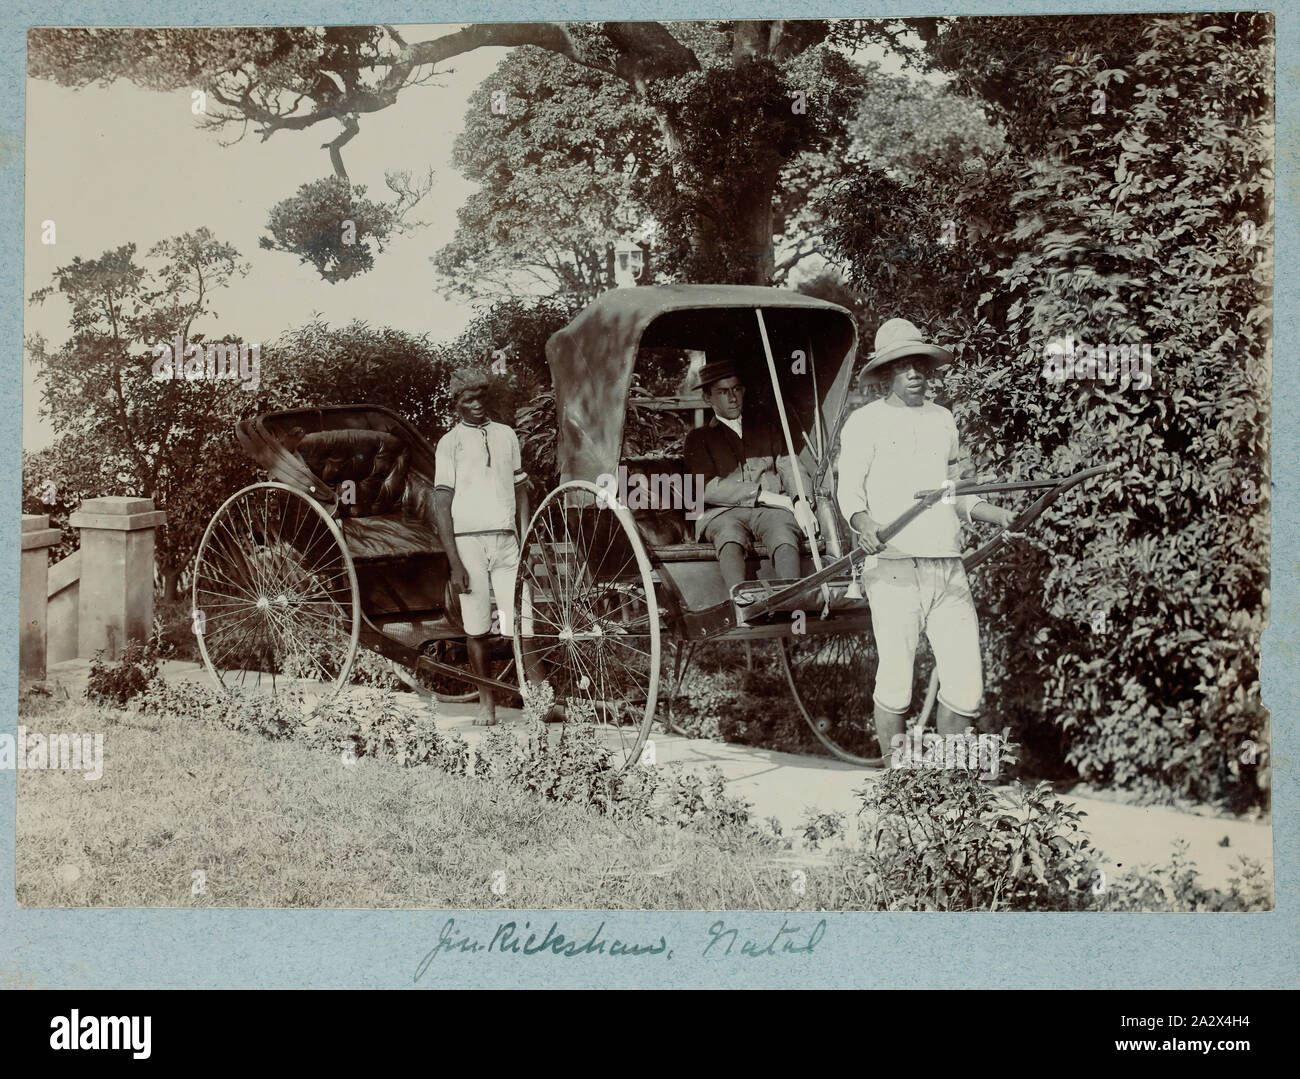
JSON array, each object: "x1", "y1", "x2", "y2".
[
  {"x1": 68, "y1": 497, "x2": 167, "y2": 661},
  {"x1": 20, "y1": 514, "x2": 64, "y2": 679}
]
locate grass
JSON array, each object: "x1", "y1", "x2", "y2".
[
  {"x1": 17, "y1": 673, "x2": 1272, "y2": 913},
  {"x1": 16, "y1": 695, "x2": 823, "y2": 910}
]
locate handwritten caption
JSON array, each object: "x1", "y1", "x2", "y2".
[{"x1": 414, "y1": 917, "x2": 827, "y2": 980}]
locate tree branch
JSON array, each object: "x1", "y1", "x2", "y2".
[
  {"x1": 602, "y1": 22, "x2": 700, "y2": 89},
  {"x1": 322, "y1": 115, "x2": 360, "y2": 180}
]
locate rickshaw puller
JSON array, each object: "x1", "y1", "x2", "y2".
[
  {"x1": 433, "y1": 368, "x2": 529, "y2": 726},
  {"x1": 684, "y1": 360, "x2": 820, "y2": 598},
  {"x1": 836, "y1": 319, "x2": 1017, "y2": 758}
]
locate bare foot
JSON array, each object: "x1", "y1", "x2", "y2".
[{"x1": 473, "y1": 712, "x2": 499, "y2": 727}]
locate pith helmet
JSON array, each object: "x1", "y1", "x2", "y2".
[{"x1": 862, "y1": 318, "x2": 953, "y2": 375}]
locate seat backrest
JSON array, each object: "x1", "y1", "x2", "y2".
[{"x1": 292, "y1": 428, "x2": 411, "y2": 517}]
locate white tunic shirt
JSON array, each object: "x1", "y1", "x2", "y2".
[
  {"x1": 835, "y1": 397, "x2": 984, "y2": 558},
  {"x1": 434, "y1": 420, "x2": 526, "y2": 536}
]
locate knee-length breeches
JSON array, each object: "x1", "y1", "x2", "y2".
[{"x1": 862, "y1": 555, "x2": 983, "y2": 717}]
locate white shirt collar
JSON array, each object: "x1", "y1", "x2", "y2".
[{"x1": 716, "y1": 415, "x2": 742, "y2": 440}]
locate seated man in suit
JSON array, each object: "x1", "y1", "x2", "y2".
[{"x1": 683, "y1": 360, "x2": 820, "y2": 598}]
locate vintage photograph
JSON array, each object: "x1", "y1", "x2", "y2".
[{"x1": 16, "y1": 14, "x2": 1273, "y2": 913}]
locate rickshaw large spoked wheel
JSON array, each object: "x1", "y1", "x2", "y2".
[
  {"x1": 192, "y1": 481, "x2": 360, "y2": 719},
  {"x1": 779, "y1": 630, "x2": 885, "y2": 766},
  {"x1": 512, "y1": 480, "x2": 661, "y2": 774}
]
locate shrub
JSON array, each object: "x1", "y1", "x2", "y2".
[
  {"x1": 85, "y1": 622, "x2": 172, "y2": 706},
  {"x1": 1093, "y1": 842, "x2": 1272, "y2": 913},
  {"x1": 664, "y1": 667, "x2": 731, "y2": 740},
  {"x1": 718, "y1": 665, "x2": 823, "y2": 756},
  {"x1": 302, "y1": 688, "x2": 465, "y2": 769},
  {"x1": 799, "y1": 808, "x2": 847, "y2": 850},
  {"x1": 281, "y1": 642, "x2": 403, "y2": 689},
  {"x1": 844, "y1": 738, "x2": 1099, "y2": 911},
  {"x1": 134, "y1": 675, "x2": 229, "y2": 725},
  {"x1": 660, "y1": 764, "x2": 773, "y2": 846}
]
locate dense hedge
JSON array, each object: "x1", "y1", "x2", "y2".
[{"x1": 824, "y1": 13, "x2": 1272, "y2": 808}]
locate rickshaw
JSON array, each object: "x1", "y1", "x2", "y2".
[
  {"x1": 191, "y1": 404, "x2": 521, "y2": 715},
  {"x1": 511, "y1": 284, "x2": 1115, "y2": 772},
  {"x1": 192, "y1": 285, "x2": 1111, "y2": 773}
]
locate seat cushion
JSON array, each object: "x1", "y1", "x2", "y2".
[
  {"x1": 293, "y1": 429, "x2": 411, "y2": 517},
  {"x1": 341, "y1": 513, "x2": 442, "y2": 561}
]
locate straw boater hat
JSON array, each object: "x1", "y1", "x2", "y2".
[{"x1": 862, "y1": 318, "x2": 954, "y2": 376}]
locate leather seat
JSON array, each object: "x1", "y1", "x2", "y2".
[
  {"x1": 294, "y1": 429, "x2": 411, "y2": 516},
  {"x1": 340, "y1": 514, "x2": 442, "y2": 560},
  {"x1": 292, "y1": 428, "x2": 442, "y2": 560}
]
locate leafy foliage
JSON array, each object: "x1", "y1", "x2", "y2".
[
  {"x1": 86, "y1": 633, "x2": 166, "y2": 708},
  {"x1": 846, "y1": 738, "x2": 1099, "y2": 910},
  {"x1": 434, "y1": 46, "x2": 661, "y2": 301},
  {"x1": 260, "y1": 176, "x2": 421, "y2": 283},
  {"x1": 823, "y1": 13, "x2": 1273, "y2": 808},
  {"x1": 25, "y1": 231, "x2": 253, "y2": 596}
]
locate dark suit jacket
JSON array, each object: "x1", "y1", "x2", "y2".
[{"x1": 683, "y1": 415, "x2": 811, "y2": 540}]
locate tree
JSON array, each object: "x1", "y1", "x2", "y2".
[
  {"x1": 260, "y1": 173, "x2": 428, "y2": 283},
  {"x1": 26, "y1": 229, "x2": 252, "y2": 599},
  {"x1": 434, "y1": 47, "x2": 998, "y2": 304},
  {"x1": 432, "y1": 47, "x2": 661, "y2": 302},
  {"x1": 30, "y1": 21, "x2": 892, "y2": 285},
  {"x1": 256, "y1": 318, "x2": 453, "y2": 438}
]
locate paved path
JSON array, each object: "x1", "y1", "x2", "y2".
[{"x1": 46, "y1": 658, "x2": 1273, "y2": 893}]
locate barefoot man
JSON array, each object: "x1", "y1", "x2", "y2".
[
  {"x1": 836, "y1": 319, "x2": 1017, "y2": 759},
  {"x1": 433, "y1": 368, "x2": 529, "y2": 726}
]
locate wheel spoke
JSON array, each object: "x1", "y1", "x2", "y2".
[
  {"x1": 513, "y1": 482, "x2": 660, "y2": 772},
  {"x1": 195, "y1": 484, "x2": 358, "y2": 718}
]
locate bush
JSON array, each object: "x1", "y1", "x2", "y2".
[
  {"x1": 659, "y1": 764, "x2": 772, "y2": 846},
  {"x1": 830, "y1": 733, "x2": 1273, "y2": 911},
  {"x1": 281, "y1": 642, "x2": 404, "y2": 689},
  {"x1": 1093, "y1": 842, "x2": 1272, "y2": 913},
  {"x1": 718, "y1": 665, "x2": 824, "y2": 757},
  {"x1": 842, "y1": 738, "x2": 1099, "y2": 911},
  {"x1": 799, "y1": 808, "x2": 847, "y2": 849},
  {"x1": 85, "y1": 623, "x2": 172, "y2": 707},
  {"x1": 135, "y1": 675, "x2": 230, "y2": 726}
]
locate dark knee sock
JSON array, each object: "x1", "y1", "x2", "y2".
[
  {"x1": 772, "y1": 542, "x2": 800, "y2": 580},
  {"x1": 718, "y1": 542, "x2": 747, "y2": 591}
]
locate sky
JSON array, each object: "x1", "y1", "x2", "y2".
[
  {"x1": 22, "y1": 25, "x2": 924, "y2": 452},
  {"x1": 23, "y1": 25, "x2": 507, "y2": 450}
]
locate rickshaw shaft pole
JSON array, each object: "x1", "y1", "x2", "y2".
[
  {"x1": 740, "y1": 463, "x2": 1117, "y2": 622},
  {"x1": 741, "y1": 486, "x2": 945, "y2": 621},
  {"x1": 415, "y1": 654, "x2": 519, "y2": 695}
]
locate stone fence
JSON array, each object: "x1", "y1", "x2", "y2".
[{"x1": 20, "y1": 497, "x2": 167, "y2": 679}]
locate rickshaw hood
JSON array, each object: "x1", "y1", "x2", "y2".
[{"x1": 545, "y1": 284, "x2": 858, "y2": 483}]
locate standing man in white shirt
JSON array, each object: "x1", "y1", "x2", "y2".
[
  {"x1": 434, "y1": 368, "x2": 530, "y2": 726},
  {"x1": 836, "y1": 319, "x2": 1017, "y2": 760}
]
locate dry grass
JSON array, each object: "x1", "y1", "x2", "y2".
[{"x1": 16, "y1": 696, "x2": 824, "y2": 911}]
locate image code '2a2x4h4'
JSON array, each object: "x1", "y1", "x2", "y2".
[{"x1": 17, "y1": 14, "x2": 1273, "y2": 915}]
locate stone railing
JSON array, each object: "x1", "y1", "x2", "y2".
[{"x1": 19, "y1": 497, "x2": 167, "y2": 678}]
